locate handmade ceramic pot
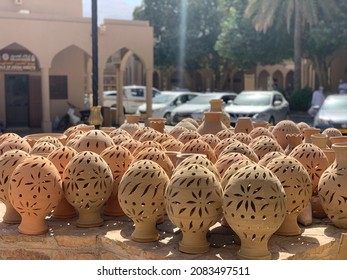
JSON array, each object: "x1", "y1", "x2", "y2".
[
  {"x1": 216, "y1": 128, "x2": 235, "y2": 140},
  {"x1": 266, "y1": 155, "x2": 312, "y2": 236},
  {"x1": 168, "y1": 125, "x2": 189, "y2": 139},
  {"x1": 30, "y1": 141, "x2": 57, "y2": 156},
  {"x1": 118, "y1": 122, "x2": 140, "y2": 137},
  {"x1": 318, "y1": 143, "x2": 347, "y2": 229},
  {"x1": 23, "y1": 133, "x2": 67, "y2": 147},
  {"x1": 148, "y1": 117, "x2": 166, "y2": 133},
  {"x1": 198, "y1": 134, "x2": 220, "y2": 149},
  {"x1": 0, "y1": 138, "x2": 31, "y2": 155},
  {"x1": 213, "y1": 138, "x2": 238, "y2": 158},
  {"x1": 100, "y1": 145, "x2": 134, "y2": 216},
  {"x1": 180, "y1": 138, "x2": 217, "y2": 163},
  {"x1": 249, "y1": 127, "x2": 274, "y2": 140},
  {"x1": 176, "y1": 130, "x2": 201, "y2": 144},
  {"x1": 118, "y1": 160, "x2": 169, "y2": 242},
  {"x1": 209, "y1": 99, "x2": 231, "y2": 128},
  {"x1": 231, "y1": 132, "x2": 253, "y2": 145},
  {"x1": 0, "y1": 150, "x2": 31, "y2": 224},
  {"x1": 215, "y1": 152, "x2": 253, "y2": 178},
  {"x1": 111, "y1": 133, "x2": 132, "y2": 145},
  {"x1": 257, "y1": 151, "x2": 286, "y2": 166},
  {"x1": 234, "y1": 117, "x2": 254, "y2": 134},
  {"x1": 223, "y1": 164, "x2": 286, "y2": 260},
  {"x1": 311, "y1": 133, "x2": 328, "y2": 149},
  {"x1": 74, "y1": 129, "x2": 115, "y2": 154},
  {"x1": 138, "y1": 129, "x2": 162, "y2": 142},
  {"x1": 165, "y1": 164, "x2": 223, "y2": 254},
  {"x1": 248, "y1": 135, "x2": 284, "y2": 158},
  {"x1": 133, "y1": 147, "x2": 174, "y2": 178},
  {"x1": 271, "y1": 120, "x2": 301, "y2": 150},
  {"x1": 322, "y1": 128, "x2": 342, "y2": 147},
  {"x1": 9, "y1": 156, "x2": 63, "y2": 235},
  {"x1": 62, "y1": 151, "x2": 114, "y2": 227},
  {"x1": 47, "y1": 146, "x2": 78, "y2": 219},
  {"x1": 302, "y1": 128, "x2": 321, "y2": 143},
  {"x1": 125, "y1": 114, "x2": 141, "y2": 124},
  {"x1": 174, "y1": 153, "x2": 221, "y2": 181},
  {"x1": 284, "y1": 134, "x2": 302, "y2": 155},
  {"x1": 119, "y1": 138, "x2": 142, "y2": 154},
  {"x1": 197, "y1": 112, "x2": 226, "y2": 135},
  {"x1": 219, "y1": 140, "x2": 259, "y2": 162}
]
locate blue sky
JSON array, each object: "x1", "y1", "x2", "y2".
[{"x1": 82, "y1": 0, "x2": 142, "y2": 22}]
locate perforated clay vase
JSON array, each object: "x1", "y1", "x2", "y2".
[
  {"x1": 9, "y1": 156, "x2": 63, "y2": 235},
  {"x1": 165, "y1": 164, "x2": 223, "y2": 254},
  {"x1": 266, "y1": 155, "x2": 312, "y2": 236},
  {"x1": 47, "y1": 146, "x2": 78, "y2": 219},
  {"x1": 0, "y1": 150, "x2": 31, "y2": 224},
  {"x1": 100, "y1": 145, "x2": 134, "y2": 216},
  {"x1": 318, "y1": 143, "x2": 347, "y2": 229},
  {"x1": 223, "y1": 163, "x2": 286, "y2": 259},
  {"x1": 118, "y1": 160, "x2": 169, "y2": 242},
  {"x1": 197, "y1": 112, "x2": 226, "y2": 136},
  {"x1": 62, "y1": 151, "x2": 114, "y2": 227}
]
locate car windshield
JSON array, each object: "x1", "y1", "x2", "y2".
[
  {"x1": 233, "y1": 93, "x2": 272, "y2": 106},
  {"x1": 152, "y1": 94, "x2": 176, "y2": 104},
  {"x1": 186, "y1": 94, "x2": 223, "y2": 104},
  {"x1": 321, "y1": 96, "x2": 347, "y2": 110}
]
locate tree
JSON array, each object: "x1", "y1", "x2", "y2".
[
  {"x1": 244, "y1": 0, "x2": 338, "y2": 91},
  {"x1": 133, "y1": 0, "x2": 224, "y2": 72},
  {"x1": 216, "y1": 0, "x2": 292, "y2": 71}
]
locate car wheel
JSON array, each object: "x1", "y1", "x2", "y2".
[
  {"x1": 269, "y1": 116, "x2": 275, "y2": 125},
  {"x1": 164, "y1": 112, "x2": 171, "y2": 125}
]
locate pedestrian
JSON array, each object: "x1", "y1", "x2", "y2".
[
  {"x1": 308, "y1": 86, "x2": 325, "y2": 117},
  {"x1": 338, "y1": 80, "x2": 347, "y2": 94}
]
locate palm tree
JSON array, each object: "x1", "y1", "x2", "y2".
[{"x1": 244, "y1": 0, "x2": 337, "y2": 91}]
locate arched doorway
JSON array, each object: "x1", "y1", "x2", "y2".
[
  {"x1": 1, "y1": 43, "x2": 41, "y2": 128},
  {"x1": 273, "y1": 70, "x2": 284, "y2": 89},
  {"x1": 258, "y1": 70, "x2": 270, "y2": 90}
]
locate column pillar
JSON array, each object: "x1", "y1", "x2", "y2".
[
  {"x1": 116, "y1": 68, "x2": 124, "y2": 126},
  {"x1": 41, "y1": 67, "x2": 52, "y2": 132},
  {"x1": 145, "y1": 68, "x2": 153, "y2": 126}
]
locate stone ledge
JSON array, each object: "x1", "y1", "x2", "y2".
[{"x1": 0, "y1": 202, "x2": 345, "y2": 260}]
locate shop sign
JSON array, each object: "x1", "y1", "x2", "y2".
[{"x1": 0, "y1": 50, "x2": 38, "y2": 71}]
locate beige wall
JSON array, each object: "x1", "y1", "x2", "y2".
[{"x1": 0, "y1": 1, "x2": 153, "y2": 131}]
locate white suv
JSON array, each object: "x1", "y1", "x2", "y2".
[{"x1": 103, "y1": 85, "x2": 161, "y2": 113}]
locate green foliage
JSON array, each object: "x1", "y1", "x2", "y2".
[{"x1": 289, "y1": 86, "x2": 313, "y2": 111}]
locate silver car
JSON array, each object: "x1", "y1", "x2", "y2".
[
  {"x1": 136, "y1": 91, "x2": 199, "y2": 124},
  {"x1": 224, "y1": 90, "x2": 289, "y2": 125},
  {"x1": 314, "y1": 94, "x2": 347, "y2": 134},
  {"x1": 170, "y1": 92, "x2": 237, "y2": 125}
]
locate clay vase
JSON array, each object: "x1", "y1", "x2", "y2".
[
  {"x1": 258, "y1": 151, "x2": 285, "y2": 166},
  {"x1": 266, "y1": 155, "x2": 312, "y2": 236},
  {"x1": 118, "y1": 160, "x2": 169, "y2": 242},
  {"x1": 215, "y1": 152, "x2": 253, "y2": 178},
  {"x1": 271, "y1": 120, "x2": 301, "y2": 150},
  {"x1": 165, "y1": 164, "x2": 223, "y2": 254},
  {"x1": 9, "y1": 156, "x2": 63, "y2": 235},
  {"x1": 180, "y1": 138, "x2": 217, "y2": 163},
  {"x1": 168, "y1": 125, "x2": 189, "y2": 139},
  {"x1": 231, "y1": 132, "x2": 253, "y2": 145},
  {"x1": 284, "y1": 134, "x2": 303, "y2": 155},
  {"x1": 322, "y1": 128, "x2": 342, "y2": 147},
  {"x1": 0, "y1": 132, "x2": 22, "y2": 145},
  {"x1": 161, "y1": 138, "x2": 184, "y2": 152},
  {"x1": 47, "y1": 146, "x2": 78, "y2": 219},
  {"x1": 62, "y1": 151, "x2": 114, "y2": 227},
  {"x1": 214, "y1": 138, "x2": 238, "y2": 158},
  {"x1": 234, "y1": 117, "x2": 254, "y2": 134},
  {"x1": 216, "y1": 128, "x2": 235, "y2": 140},
  {"x1": 177, "y1": 130, "x2": 201, "y2": 144},
  {"x1": 133, "y1": 147, "x2": 174, "y2": 178},
  {"x1": 248, "y1": 135, "x2": 284, "y2": 159},
  {"x1": 74, "y1": 129, "x2": 115, "y2": 154},
  {"x1": 223, "y1": 164, "x2": 287, "y2": 260},
  {"x1": 118, "y1": 122, "x2": 140, "y2": 137},
  {"x1": 311, "y1": 133, "x2": 328, "y2": 149},
  {"x1": 174, "y1": 153, "x2": 221, "y2": 181},
  {"x1": 289, "y1": 143, "x2": 329, "y2": 195},
  {"x1": 125, "y1": 114, "x2": 141, "y2": 124},
  {"x1": 148, "y1": 117, "x2": 166, "y2": 133},
  {"x1": 30, "y1": 141, "x2": 57, "y2": 156},
  {"x1": 138, "y1": 129, "x2": 161, "y2": 142},
  {"x1": 249, "y1": 127, "x2": 274, "y2": 140},
  {"x1": 318, "y1": 143, "x2": 347, "y2": 229},
  {"x1": 100, "y1": 145, "x2": 134, "y2": 216},
  {"x1": 302, "y1": 127, "x2": 321, "y2": 143},
  {"x1": 219, "y1": 140, "x2": 259, "y2": 163},
  {"x1": 111, "y1": 133, "x2": 132, "y2": 145},
  {"x1": 197, "y1": 112, "x2": 226, "y2": 135},
  {"x1": 0, "y1": 150, "x2": 31, "y2": 224},
  {"x1": 0, "y1": 138, "x2": 31, "y2": 155},
  {"x1": 209, "y1": 98, "x2": 231, "y2": 128},
  {"x1": 119, "y1": 138, "x2": 142, "y2": 154},
  {"x1": 198, "y1": 134, "x2": 220, "y2": 149},
  {"x1": 289, "y1": 143, "x2": 329, "y2": 221}
]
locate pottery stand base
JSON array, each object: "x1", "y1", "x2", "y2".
[
  {"x1": 178, "y1": 231, "x2": 210, "y2": 254},
  {"x1": 131, "y1": 220, "x2": 160, "y2": 242},
  {"x1": 275, "y1": 214, "x2": 302, "y2": 236}
]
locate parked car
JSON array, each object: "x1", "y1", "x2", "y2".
[
  {"x1": 103, "y1": 85, "x2": 161, "y2": 113},
  {"x1": 170, "y1": 92, "x2": 237, "y2": 125},
  {"x1": 313, "y1": 94, "x2": 347, "y2": 134},
  {"x1": 224, "y1": 90, "x2": 289, "y2": 125},
  {"x1": 136, "y1": 91, "x2": 199, "y2": 124}
]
